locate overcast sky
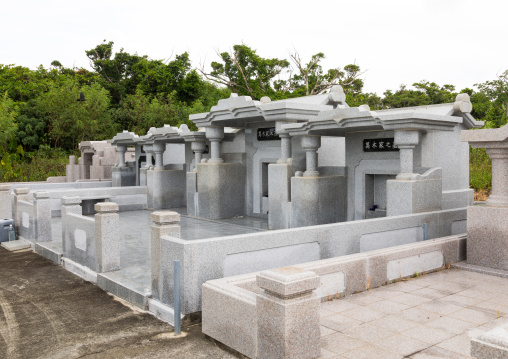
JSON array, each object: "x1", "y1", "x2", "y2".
[{"x1": 1, "y1": 0, "x2": 506, "y2": 96}]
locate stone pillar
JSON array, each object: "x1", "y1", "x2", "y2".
[
  {"x1": 94, "y1": 202, "x2": 120, "y2": 272},
  {"x1": 116, "y1": 145, "x2": 127, "y2": 167},
  {"x1": 485, "y1": 147, "x2": 508, "y2": 207},
  {"x1": 276, "y1": 121, "x2": 294, "y2": 164},
  {"x1": 143, "y1": 145, "x2": 154, "y2": 169},
  {"x1": 61, "y1": 196, "x2": 82, "y2": 254},
  {"x1": 153, "y1": 143, "x2": 165, "y2": 170},
  {"x1": 14, "y1": 188, "x2": 30, "y2": 229},
  {"x1": 33, "y1": 192, "x2": 51, "y2": 242},
  {"x1": 191, "y1": 140, "x2": 207, "y2": 170},
  {"x1": 150, "y1": 211, "x2": 181, "y2": 301},
  {"x1": 256, "y1": 267, "x2": 321, "y2": 359},
  {"x1": 302, "y1": 135, "x2": 321, "y2": 177},
  {"x1": 394, "y1": 130, "x2": 419, "y2": 180},
  {"x1": 0, "y1": 184, "x2": 11, "y2": 219},
  {"x1": 206, "y1": 127, "x2": 224, "y2": 163}
]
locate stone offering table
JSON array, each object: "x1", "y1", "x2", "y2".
[{"x1": 462, "y1": 124, "x2": 508, "y2": 271}]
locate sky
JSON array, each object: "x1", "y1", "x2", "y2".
[{"x1": 1, "y1": 0, "x2": 507, "y2": 96}]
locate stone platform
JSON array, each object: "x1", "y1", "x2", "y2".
[{"x1": 35, "y1": 208, "x2": 267, "y2": 309}]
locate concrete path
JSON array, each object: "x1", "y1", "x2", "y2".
[
  {"x1": 320, "y1": 268, "x2": 508, "y2": 358},
  {"x1": 0, "y1": 247, "x2": 241, "y2": 359}
]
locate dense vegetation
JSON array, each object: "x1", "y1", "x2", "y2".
[{"x1": 1, "y1": 41, "x2": 507, "y2": 192}]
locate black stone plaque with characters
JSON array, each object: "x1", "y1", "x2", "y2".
[
  {"x1": 257, "y1": 127, "x2": 280, "y2": 141},
  {"x1": 363, "y1": 138, "x2": 399, "y2": 152}
]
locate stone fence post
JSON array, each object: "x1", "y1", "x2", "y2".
[
  {"x1": 256, "y1": 267, "x2": 321, "y2": 359},
  {"x1": 33, "y1": 192, "x2": 51, "y2": 242},
  {"x1": 150, "y1": 211, "x2": 181, "y2": 302},
  {"x1": 94, "y1": 202, "x2": 120, "y2": 272},
  {"x1": 14, "y1": 188, "x2": 30, "y2": 230},
  {"x1": 61, "y1": 197, "x2": 82, "y2": 253},
  {"x1": 0, "y1": 184, "x2": 11, "y2": 219}
]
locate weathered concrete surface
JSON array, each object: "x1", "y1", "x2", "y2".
[{"x1": 0, "y1": 247, "x2": 242, "y2": 359}]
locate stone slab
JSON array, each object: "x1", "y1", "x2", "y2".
[
  {"x1": 1, "y1": 238, "x2": 31, "y2": 251},
  {"x1": 97, "y1": 272, "x2": 150, "y2": 310},
  {"x1": 147, "y1": 170, "x2": 186, "y2": 209},
  {"x1": 453, "y1": 261, "x2": 508, "y2": 279},
  {"x1": 471, "y1": 323, "x2": 508, "y2": 359}
]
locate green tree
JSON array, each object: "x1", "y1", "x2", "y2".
[
  {"x1": 0, "y1": 92, "x2": 18, "y2": 151},
  {"x1": 475, "y1": 70, "x2": 508, "y2": 128},
  {"x1": 38, "y1": 79, "x2": 116, "y2": 149}
]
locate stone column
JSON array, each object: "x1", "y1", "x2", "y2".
[
  {"x1": 302, "y1": 135, "x2": 321, "y2": 177},
  {"x1": 116, "y1": 145, "x2": 127, "y2": 167},
  {"x1": 256, "y1": 267, "x2": 321, "y2": 359},
  {"x1": 394, "y1": 130, "x2": 420, "y2": 180},
  {"x1": 152, "y1": 143, "x2": 165, "y2": 170},
  {"x1": 61, "y1": 196, "x2": 82, "y2": 254},
  {"x1": 33, "y1": 192, "x2": 51, "y2": 242},
  {"x1": 485, "y1": 147, "x2": 508, "y2": 207},
  {"x1": 143, "y1": 145, "x2": 154, "y2": 169},
  {"x1": 14, "y1": 188, "x2": 30, "y2": 229},
  {"x1": 0, "y1": 184, "x2": 11, "y2": 219},
  {"x1": 150, "y1": 211, "x2": 181, "y2": 301},
  {"x1": 276, "y1": 121, "x2": 294, "y2": 163},
  {"x1": 206, "y1": 127, "x2": 224, "y2": 163},
  {"x1": 94, "y1": 202, "x2": 120, "y2": 273},
  {"x1": 191, "y1": 140, "x2": 207, "y2": 170}
]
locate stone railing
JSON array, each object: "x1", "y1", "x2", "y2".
[
  {"x1": 61, "y1": 198, "x2": 120, "y2": 280},
  {"x1": 158, "y1": 207, "x2": 467, "y2": 315},
  {"x1": 202, "y1": 233, "x2": 466, "y2": 358},
  {"x1": 14, "y1": 189, "x2": 51, "y2": 243}
]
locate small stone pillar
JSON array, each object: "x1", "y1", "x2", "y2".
[
  {"x1": 485, "y1": 147, "x2": 508, "y2": 207},
  {"x1": 116, "y1": 145, "x2": 127, "y2": 167},
  {"x1": 276, "y1": 121, "x2": 294, "y2": 164},
  {"x1": 394, "y1": 130, "x2": 419, "y2": 180},
  {"x1": 206, "y1": 127, "x2": 224, "y2": 163},
  {"x1": 33, "y1": 192, "x2": 51, "y2": 242},
  {"x1": 256, "y1": 267, "x2": 321, "y2": 359},
  {"x1": 61, "y1": 196, "x2": 82, "y2": 253},
  {"x1": 143, "y1": 144, "x2": 154, "y2": 169},
  {"x1": 150, "y1": 211, "x2": 181, "y2": 301},
  {"x1": 0, "y1": 184, "x2": 12, "y2": 219},
  {"x1": 302, "y1": 135, "x2": 321, "y2": 177},
  {"x1": 14, "y1": 188, "x2": 30, "y2": 229},
  {"x1": 191, "y1": 140, "x2": 207, "y2": 170},
  {"x1": 152, "y1": 143, "x2": 166, "y2": 170},
  {"x1": 94, "y1": 202, "x2": 120, "y2": 272}
]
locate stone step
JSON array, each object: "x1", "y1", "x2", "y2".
[
  {"x1": 35, "y1": 242, "x2": 62, "y2": 264},
  {"x1": 97, "y1": 271, "x2": 151, "y2": 310},
  {"x1": 1, "y1": 238, "x2": 32, "y2": 251}
]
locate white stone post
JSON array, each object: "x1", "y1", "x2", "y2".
[
  {"x1": 61, "y1": 196, "x2": 82, "y2": 254},
  {"x1": 394, "y1": 130, "x2": 420, "y2": 180},
  {"x1": 191, "y1": 140, "x2": 207, "y2": 170},
  {"x1": 143, "y1": 145, "x2": 154, "y2": 169},
  {"x1": 116, "y1": 145, "x2": 127, "y2": 167},
  {"x1": 152, "y1": 143, "x2": 165, "y2": 170},
  {"x1": 33, "y1": 192, "x2": 51, "y2": 242},
  {"x1": 206, "y1": 127, "x2": 224, "y2": 163},
  {"x1": 150, "y1": 211, "x2": 181, "y2": 301},
  {"x1": 276, "y1": 121, "x2": 294, "y2": 164},
  {"x1": 486, "y1": 147, "x2": 508, "y2": 207},
  {"x1": 14, "y1": 188, "x2": 30, "y2": 229},
  {"x1": 256, "y1": 267, "x2": 321, "y2": 359},
  {"x1": 94, "y1": 202, "x2": 120, "y2": 273},
  {"x1": 302, "y1": 135, "x2": 321, "y2": 177},
  {"x1": 0, "y1": 184, "x2": 12, "y2": 219}
]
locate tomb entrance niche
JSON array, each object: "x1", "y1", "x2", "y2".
[{"x1": 365, "y1": 173, "x2": 396, "y2": 219}]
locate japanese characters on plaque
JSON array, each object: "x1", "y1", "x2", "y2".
[
  {"x1": 257, "y1": 127, "x2": 280, "y2": 141},
  {"x1": 363, "y1": 138, "x2": 399, "y2": 152}
]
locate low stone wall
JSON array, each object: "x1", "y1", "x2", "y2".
[
  {"x1": 15, "y1": 191, "x2": 52, "y2": 243},
  {"x1": 62, "y1": 202, "x2": 120, "y2": 274},
  {"x1": 40, "y1": 186, "x2": 147, "y2": 216},
  {"x1": 202, "y1": 233, "x2": 466, "y2": 358},
  {"x1": 161, "y1": 207, "x2": 467, "y2": 314}
]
